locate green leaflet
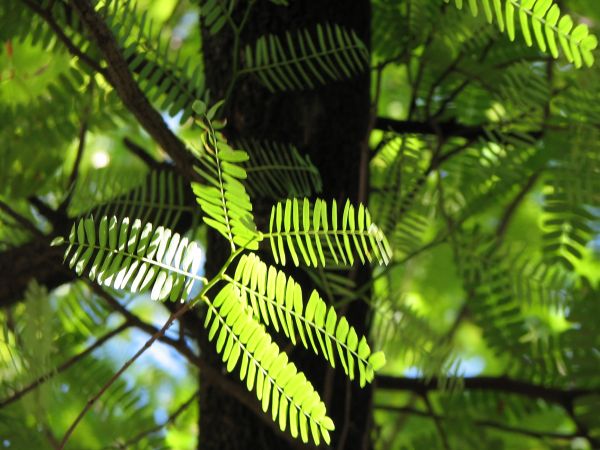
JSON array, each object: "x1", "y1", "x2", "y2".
[
  {"x1": 445, "y1": 0, "x2": 598, "y2": 67},
  {"x1": 203, "y1": 284, "x2": 334, "y2": 445},
  {"x1": 191, "y1": 118, "x2": 260, "y2": 251},
  {"x1": 236, "y1": 139, "x2": 323, "y2": 200},
  {"x1": 227, "y1": 253, "x2": 386, "y2": 387},
  {"x1": 241, "y1": 23, "x2": 369, "y2": 92},
  {"x1": 266, "y1": 198, "x2": 392, "y2": 267},
  {"x1": 200, "y1": 0, "x2": 235, "y2": 36},
  {"x1": 63, "y1": 215, "x2": 204, "y2": 302}
]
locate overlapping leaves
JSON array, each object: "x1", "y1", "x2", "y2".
[
  {"x1": 54, "y1": 105, "x2": 391, "y2": 446},
  {"x1": 445, "y1": 0, "x2": 598, "y2": 67},
  {"x1": 237, "y1": 139, "x2": 322, "y2": 200},
  {"x1": 226, "y1": 253, "x2": 386, "y2": 387},
  {"x1": 203, "y1": 283, "x2": 334, "y2": 445}
]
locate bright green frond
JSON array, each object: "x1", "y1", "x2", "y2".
[
  {"x1": 225, "y1": 253, "x2": 386, "y2": 387},
  {"x1": 445, "y1": 0, "x2": 598, "y2": 67},
  {"x1": 265, "y1": 198, "x2": 392, "y2": 267},
  {"x1": 62, "y1": 215, "x2": 205, "y2": 302},
  {"x1": 241, "y1": 23, "x2": 369, "y2": 92},
  {"x1": 203, "y1": 284, "x2": 334, "y2": 445},
  {"x1": 191, "y1": 117, "x2": 260, "y2": 251}
]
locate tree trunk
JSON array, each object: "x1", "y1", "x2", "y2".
[{"x1": 199, "y1": 3, "x2": 372, "y2": 449}]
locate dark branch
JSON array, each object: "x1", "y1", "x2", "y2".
[
  {"x1": 375, "y1": 117, "x2": 486, "y2": 139},
  {"x1": 123, "y1": 138, "x2": 162, "y2": 171},
  {"x1": 374, "y1": 117, "x2": 543, "y2": 142},
  {"x1": 89, "y1": 283, "x2": 200, "y2": 365},
  {"x1": 21, "y1": 0, "x2": 106, "y2": 75},
  {"x1": 496, "y1": 171, "x2": 541, "y2": 239},
  {"x1": 376, "y1": 404, "x2": 583, "y2": 441},
  {"x1": 376, "y1": 375, "x2": 592, "y2": 409},
  {"x1": 0, "y1": 240, "x2": 71, "y2": 309},
  {"x1": 0, "y1": 200, "x2": 44, "y2": 239},
  {"x1": 69, "y1": 0, "x2": 197, "y2": 182}
]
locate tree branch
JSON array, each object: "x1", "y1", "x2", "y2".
[
  {"x1": 0, "y1": 240, "x2": 71, "y2": 309},
  {"x1": 69, "y1": 0, "x2": 197, "y2": 182},
  {"x1": 376, "y1": 404, "x2": 584, "y2": 441},
  {"x1": 89, "y1": 282, "x2": 200, "y2": 365},
  {"x1": 20, "y1": 0, "x2": 106, "y2": 76},
  {"x1": 374, "y1": 117, "x2": 543, "y2": 142},
  {"x1": 376, "y1": 375, "x2": 592, "y2": 409},
  {"x1": 58, "y1": 302, "x2": 192, "y2": 449},
  {"x1": 123, "y1": 138, "x2": 162, "y2": 171},
  {"x1": 0, "y1": 200, "x2": 44, "y2": 239},
  {"x1": 0, "y1": 322, "x2": 130, "y2": 409}
]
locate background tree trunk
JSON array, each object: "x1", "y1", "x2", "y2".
[{"x1": 199, "y1": 2, "x2": 373, "y2": 449}]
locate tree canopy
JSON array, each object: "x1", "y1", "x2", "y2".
[{"x1": 1, "y1": 1, "x2": 600, "y2": 449}]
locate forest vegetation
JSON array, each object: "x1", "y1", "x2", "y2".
[{"x1": 1, "y1": 1, "x2": 600, "y2": 449}]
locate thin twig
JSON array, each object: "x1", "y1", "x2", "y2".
[
  {"x1": 58, "y1": 302, "x2": 192, "y2": 449},
  {"x1": 422, "y1": 393, "x2": 451, "y2": 450},
  {"x1": 0, "y1": 322, "x2": 130, "y2": 409},
  {"x1": 109, "y1": 390, "x2": 199, "y2": 449},
  {"x1": 89, "y1": 282, "x2": 199, "y2": 364},
  {"x1": 0, "y1": 200, "x2": 44, "y2": 238},
  {"x1": 495, "y1": 171, "x2": 541, "y2": 239},
  {"x1": 60, "y1": 83, "x2": 95, "y2": 211},
  {"x1": 20, "y1": 0, "x2": 106, "y2": 76}
]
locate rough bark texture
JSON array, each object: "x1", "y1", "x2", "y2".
[{"x1": 199, "y1": 3, "x2": 372, "y2": 449}]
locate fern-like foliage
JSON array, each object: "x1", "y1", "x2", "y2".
[
  {"x1": 266, "y1": 198, "x2": 392, "y2": 267},
  {"x1": 453, "y1": 229, "x2": 571, "y2": 379},
  {"x1": 241, "y1": 24, "x2": 369, "y2": 92},
  {"x1": 237, "y1": 139, "x2": 322, "y2": 200},
  {"x1": 542, "y1": 130, "x2": 600, "y2": 269},
  {"x1": 200, "y1": 0, "x2": 235, "y2": 36},
  {"x1": 227, "y1": 253, "x2": 386, "y2": 387},
  {"x1": 191, "y1": 116, "x2": 259, "y2": 250},
  {"x1": 203, "y1": 283, "x2": 334, "y2": 445},
  {"x1": 445, "y1": 0, "x2": 598, "y2": 67},
  {"x1": 370, "y1": 134, "x2": 434, "y2": 257},
  {"x1": 70, "y1": 169, "x2": 194, "y2": 232},
  {"x1": 371, "y1": 296, "x2": 461, "y2": 384},
  {"x1": 59, "y1": 215, "x2": 204, "y2": 302}
]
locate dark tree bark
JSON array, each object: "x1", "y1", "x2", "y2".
[{"x1": 199, "y1": 3, "x2": 373, "y2": 449}]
